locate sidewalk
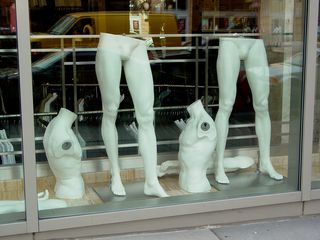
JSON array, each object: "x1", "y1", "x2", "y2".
[{"x1": 74, "y1": 214, "x2": 320, "y2": 240}]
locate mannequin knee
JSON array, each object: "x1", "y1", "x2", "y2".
[
  {"x1": 253, "y1": 98, "x2": 269, "y2": 112},
  {"x1": 218, "y1": 99, "x2": 234, "y2": 113},
  {"x1": 103, "y1": 105, "x2": 118, "y2": 120},
  {"x1": 136, "y1": 109, "x2": 154, "y2": 127}
]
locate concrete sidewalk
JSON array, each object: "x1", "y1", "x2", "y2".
[{"x1": 74, "y1": 214, "x2": 320, "y2": 240}]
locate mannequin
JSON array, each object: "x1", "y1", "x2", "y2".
[
  {"x1": 156, "y1": 102, "x2": 254, "y2": 183},
  {"x1": 0, "y1": 190, "x2": 67, "y2": 214},
  {"x1": 43, "y1": 108, "x2": 85, "y2": 199},
  {"x1": 95, "y1": 33, "x2": 167, "y2": 197},
  {"x1": 178, "y1": 100, "x2": 216, "y2": 192},
  {"x1": 215, "y1": 37, "x2": 283, "y2": 184}
]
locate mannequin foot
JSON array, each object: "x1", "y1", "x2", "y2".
[
  {"x1": 259, "y1": 162, "x2": 283, "y2": 181},
  {"x1": 157, "y1": 160, "x2": 180, "y2": 177},
  {"x1": 144, "y1": 181, "x2": 169, "y2": 197},
  {"x1": 215, "y1": 171, "x2": 230, "y2": 184},
  {"x1": 110, "y1": 177, "x2": 126, "y2": 196},
  {"x1": 38, "y1": 189, "x2": 49, "y2": 200}
]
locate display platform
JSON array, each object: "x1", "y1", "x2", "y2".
[{"x1": 210, "y1": 172, "x2": 290, "y2": 194}]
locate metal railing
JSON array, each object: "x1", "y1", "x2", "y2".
[{"x1": 0, "y1": 33, "x2": 291, "y2": 163}]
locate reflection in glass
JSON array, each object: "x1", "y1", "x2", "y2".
[
  {"x1": 48, "y1": 15, "x2": 78, "y2": 35},
  {"x1": 25, "y1": 0, "x2": 306, "y2": 219}
]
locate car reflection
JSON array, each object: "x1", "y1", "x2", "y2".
[
  {"x1": 31, "y1": 11, "x2": 182, "y2": 49},
  {"x1": 269, "y1": 52, "x2": 306, "y2": 84}
]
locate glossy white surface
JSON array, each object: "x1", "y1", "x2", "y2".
[
  {"x1": 215, "y1": 38, "x2": 283, "y2": 184},
  {"x1": 178, "y1": 100, "x2": 216, "y2": 192},
  {"x1": 43, "y1": 108, "x2": 85, "y2": 199}
]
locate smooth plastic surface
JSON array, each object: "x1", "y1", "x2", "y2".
[
  {"x1": 43, "y1": 108, "x2": 85, "y2": 199},
  {"x1": 95, "y1": 33, "x2": 167, "y2": 197},
  {"x1": 215, "y1": 37, "x2": 283, "y2": 184}
]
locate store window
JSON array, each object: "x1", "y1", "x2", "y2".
[
  {"x1": 312, "y1": 2, "x2": 320, "y2": 188},
  {"x1": 0, "y1": 0, "x2": 26, "y2": 223},
  {"x1": 27, "y1": 0, "x2": 305, "y2": 219}
]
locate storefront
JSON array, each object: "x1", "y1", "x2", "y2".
[{"x1": 0, "y1": 0, "x2": 319, "y2": 239}]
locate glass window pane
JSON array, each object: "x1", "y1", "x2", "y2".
[
  {"x1": 0, "y1": 0, "x2": 25, "y2": 224},
  {"x1": 28, "y1": 0, "x2": 305, "y2": 219}
]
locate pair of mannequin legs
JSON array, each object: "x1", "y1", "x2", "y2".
[
  {"x1": 215, "y1": 38, "x2": 283, "y2": 184},
  {"x1": 95, "y1": 33, "x2": 167, "y2": 197}
]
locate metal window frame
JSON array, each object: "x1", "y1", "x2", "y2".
[
  {"x1": 301, "y1": 0, "x2": 319, "y2": 201},
  {"x1": 0, "y1": 222, "x2": 28, "y2": 238},
  {"x1": 2, "y1": 0, "x2": 320, "y2": 238},
  {"x1": 16, "y1": 0, "x2": 39, "y2": 234},
  {"x1": 37, "y1": 192, "x2": 301, "y2": 231},
  {"x1": 0, "y1": 0, "x2": 38, "y2": 237},
  {"x1": 34, "y1": 0, "x2": 311, "y2": 235},
  {"x1": 35, "y1": 203, "x2": 303, "y2": 239}
]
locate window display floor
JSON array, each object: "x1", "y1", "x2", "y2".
[
  {"x1": 0, "y1": 157, "x2": 291, "y2": 204},
  {"x1": 0, "y1": 154, "x2": 311, "y2": 221}
]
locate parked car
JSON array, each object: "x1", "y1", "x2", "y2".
[
  {"x1": 0, "y1": 11, "x2": 192, "y2": 113},
  {"x1": 269, "y1": 52, "x2": 307, "y2": 83},
  {"x1": 31, "y1": 11, "x2": 182, "y2": 50}
]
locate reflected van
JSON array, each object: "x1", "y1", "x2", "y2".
[{"x1": 32, "y1": 11, "x2": 181, "y2": 49}]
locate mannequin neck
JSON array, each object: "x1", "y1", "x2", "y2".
[
  {"x1": 57, "y1": 108, "x2": 77, "y2": 126},
  {"x1": 187, "y1": 100, "x2": 205, "y2": 118}
]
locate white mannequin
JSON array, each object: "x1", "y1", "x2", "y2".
[
  {"x1": 95, "y1": 33, "x2": 168, "y2": 197},
  {"x1": 43, "y1": 108, "x2": 85, "y2": 199},
  {"x1": 0, "y1": 190, "x2": 67, "y2": 214},
  {"x1": 156, "y1": 101, "x2": 254, "y2": 189},
  {"x1": 215, "y1": 37, "x2": 283, "y2": 184},
  {"x1": 178, "y1": 100, "x2": 216, "y2": 192}
]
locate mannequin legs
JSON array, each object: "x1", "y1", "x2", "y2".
[
  {"x1": 215, "y1": 38, "x2": 283, "y2": 184},
  {"x1": 96, "y1": 34, "x2": 167, "y2": 197},
  {"x1": 123, "y1": 45, "x2": 168, "y2": 197},
  {"x1": 96, "y1": 48, "x2": 124, "y2": 195},
  {"x1": 245, "y1": 40, "x2": 283, "y2": 180},
  {"x1": 215, "y1": 40, "x2": 240, "y2": 184}
]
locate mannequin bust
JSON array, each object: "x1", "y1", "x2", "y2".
[
  {"x1": 95, "y1": 33, "x2": 167, "y2": 197},
  {"x1": 178, "y1": 100, "x2": 216, "y2": 192},
  {"x1": 157, "y1": 108, "x2": 255, "y2": 180},
  {"x1": 43, "y1": 108, "x2": 85, "y2": 199},
  {"x1": 215, "y1": 37, "x2": 283, "y2": 184}
]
